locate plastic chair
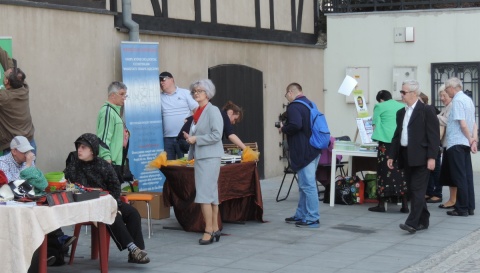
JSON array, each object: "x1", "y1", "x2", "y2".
[
  {"x1": 68, "y1": 222, "x2": 110, "y2": 271},
  {"x1": 122, "y1": 193, "x2": 155, "y2": 238}
]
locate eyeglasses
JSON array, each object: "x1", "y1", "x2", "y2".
[
  {"x1": 116, "y1": 93, "x2": 129, "y2": 98},
  {"x1": 191, "y1": 89, "x2": 206, "y2": 95},
  {"x1": 160, "y1": 77, "x2": 171, "y2": 82},
  {"x1": 400, "y1": 90, "x2": 413, "y2": 95}
]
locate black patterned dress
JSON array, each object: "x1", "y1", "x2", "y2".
[{"x1": 376, "y1": 142, "x2": 407, "y2": 198}]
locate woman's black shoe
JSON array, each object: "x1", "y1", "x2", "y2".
[
  {"x1": 199, "y1": 232, "x2": 214, "y2": 245},
  {"x1": 213, "y1": 230, "x2": 221, "y2": 242}
]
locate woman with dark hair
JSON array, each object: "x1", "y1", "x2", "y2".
[
  {"x1": 221, "y1": 101, "x2": 246, "y2": 150},
  {"x1": 369, "y1": 90, "x2": 409, "y2": 213},
  {"x1": 64, "y1": 133, "x2": 150, "y2": 264}
]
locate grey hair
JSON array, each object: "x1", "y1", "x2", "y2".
[
  {"x1": 402, "y1": 79, "x2": 421, "y2": 96},
  {"x1": 108, "y1": 81, "x2": 127, "y2": 96},
  {"x1": 438, "y1": 84, "x2": 446, "y2": 95},
  {"x1": 190, "y1": 79, "x2": 216, "y2": 99},
  {"x1": 445, "y1": 77, "x2": 463, "y2": 90}
]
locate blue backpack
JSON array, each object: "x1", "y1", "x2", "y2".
[{"x1": 294, "y1": 99, "x2": 331, "y2": 149}]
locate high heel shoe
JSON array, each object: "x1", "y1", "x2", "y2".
[
  {"x1": 199, "y1": 232, "x2": 214, "y2": 245},
  {"x1": 213, "y1": 230, "x2": 221, "y2": 242}
]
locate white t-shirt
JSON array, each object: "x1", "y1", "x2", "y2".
[{"x1": 161, "y1": 87, "x2": 198, "y2": 137}]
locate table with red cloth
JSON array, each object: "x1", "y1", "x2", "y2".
[{"x1": 161, "y1": 161, "x2": 264, "y2": 232}]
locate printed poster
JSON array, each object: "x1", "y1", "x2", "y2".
[
  {"x1": 121, "y1": 42, "x2": 165, "y2": 192},
  {"x1": 352, "y1": 89, "x2": 369, "y2": 118}
]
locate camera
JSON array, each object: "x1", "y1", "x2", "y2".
[{"x1": 275, "y1": 112, "x2": 288, "y2": 128}]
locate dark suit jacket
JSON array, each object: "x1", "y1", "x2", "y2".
[{"x1": 389, "y1": 101, "x2": 440, "y2": 168}]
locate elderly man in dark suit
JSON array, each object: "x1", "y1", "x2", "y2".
[{"x1": 387, "y1": 80, "x2": 440, "y2": 234}]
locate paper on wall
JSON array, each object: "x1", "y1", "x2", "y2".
[{"x1": 338, "y1": 75, "x2": 358, "y2": 96}]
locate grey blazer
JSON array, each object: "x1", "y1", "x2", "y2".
[{"x1": 188, "y1": 102, "x2": 224, "y2": 160}]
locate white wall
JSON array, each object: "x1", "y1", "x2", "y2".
[{"x1": 324, "y1": 8, "x2": 480, "y2": 170}]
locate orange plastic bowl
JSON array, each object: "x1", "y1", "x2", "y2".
[{"x1": 46, "y1": 181, "x2": 67, "y2": 192}]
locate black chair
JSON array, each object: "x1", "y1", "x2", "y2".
[{"x1": 276, "y1": 163, "x2": 297, "y2": 202}]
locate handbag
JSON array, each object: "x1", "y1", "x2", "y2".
[
  {"x1": 334, "y1": 176, "x2": 354, "y2": 205},
  {"x1": 0, "y1": 184, "x2": 14, "y2": 200},
  {"x1": 8, "y1": 180, "x2": 36, "y2": 200},
  {"x1": 46, "y1": 191, "x2": 74, "y2": 206}
]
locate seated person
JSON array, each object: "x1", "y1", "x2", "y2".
[
  {"x1": 0, "y1": 136, "x2": 75, "y2": 267},
  {"x1": 64, "y1": 133, "x2": 150, "y2": 264}
]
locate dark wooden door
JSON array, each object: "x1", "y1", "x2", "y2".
[{"x1": 209, "y1": 64, "x2": 265, "y2": 178}]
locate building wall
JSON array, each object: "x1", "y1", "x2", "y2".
[
  {"x1": 324, "y1": 8, "x2": 480, "y2": 170},
  {"x1": 0, "y1": 3, "x2": 324, "y2": 178}
]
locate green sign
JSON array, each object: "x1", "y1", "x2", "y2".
[{"x1": 0, "y1": 37, "x2": 13, "y2": 90}]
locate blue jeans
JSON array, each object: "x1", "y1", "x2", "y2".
[
  {"x1": 163, "y1": 137, "x2": 183, "y2": 160},
  {"x1": 294, "y1": 155, "x2": 320, "y2": 222}
]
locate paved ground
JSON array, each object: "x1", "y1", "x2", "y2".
[{"x1": 49, "y1": 172, "x2": 480, "y2": 273}]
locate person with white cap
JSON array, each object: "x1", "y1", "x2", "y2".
[
  {"x1": 0, "y1": 136, "x2": 75, "y2": 266},
  {"x1": 0, "y1": 136, "x2": 36, "y2": 181},
  {"x1": 160, "y1": 71, "x2": 198, "y2": 159}
]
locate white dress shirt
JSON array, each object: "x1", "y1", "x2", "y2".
[{"x1": 400, "y1": 100, "x2": 419, "y2": 147}]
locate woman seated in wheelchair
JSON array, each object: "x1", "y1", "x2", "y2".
[{"x1": 64, "y1": 133, "x2": 150, "y2": 264}]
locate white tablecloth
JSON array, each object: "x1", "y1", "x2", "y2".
[{"x1": 0, "y1": 195, "x2": 117, "y2": 273}]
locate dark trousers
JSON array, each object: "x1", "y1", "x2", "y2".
[
  {"x1": 426, "y1": 150, "x2": 442, "y2": 198},
  {"x1": 447, "y1": 145, "x2": 475, "y2": 213},
  {"x1": 163, "y1": 137, "x2": 184, "y2": 160},
  {"x1": 108, "y1": 203, "x2": 145, "y2": 251},
  {"x1": 402, "y1": 149, "x2": 430, "y2": 228}
]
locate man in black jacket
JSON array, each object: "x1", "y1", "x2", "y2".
[
  {"x1": 388, "y1": 80, "x2": 440, "y2": 234},
  {"x1": 279, "y1": 83, "x2": 322, "y2": 228}
]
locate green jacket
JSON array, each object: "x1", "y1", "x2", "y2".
[
  {"x1": 96, "y1": 102, "x2": 124, "y2": 165},
  {"x1": 371, "y1": 99, "x2": 405, "y2": 143}
]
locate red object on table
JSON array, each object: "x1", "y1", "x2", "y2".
[{"x1": 161, "y1": 162, "x2": 264, "y2": 232}]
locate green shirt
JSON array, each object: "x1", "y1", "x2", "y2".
[
  {"x1": 371, "y1": 99, "x2": 404, "y2": 143},
  {"x1": 96, "y1": 102, "x2": 124, "y2": 165}
]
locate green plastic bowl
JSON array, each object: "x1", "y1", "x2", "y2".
[{"x1": 44, "y1": 172, "x2": 64, "y2": 182}]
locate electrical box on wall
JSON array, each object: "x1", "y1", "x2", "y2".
[
  {"x1": 346, "y1": 67, "x2": 369, "y2": 103},
  {"x1": 394, "y1": 27, "x2": 415, "y2": 43},
  {"x1": 392, "y1": 66, "x2": 417, "y2": 100}
]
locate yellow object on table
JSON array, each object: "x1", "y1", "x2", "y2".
[
  {"x1": 147, "y1": 151, "x2": 194, "y2": 169},
  {"x1": 242, "y1": 146, "x2": 260, "y2": 162}
]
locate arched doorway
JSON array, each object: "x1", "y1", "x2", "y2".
[{"x1": 209, "y1": 64, "x2": 265, "y2": 178}]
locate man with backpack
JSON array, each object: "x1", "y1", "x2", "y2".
[{"x1": 279, "y1": 83, "x2": 324, "y2": 228}]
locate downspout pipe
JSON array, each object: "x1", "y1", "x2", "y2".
[{"x1": 122, "y1": 0, "x2": 140, "y2": 41}]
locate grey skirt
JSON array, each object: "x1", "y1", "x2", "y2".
[{"x1": 194, "y1": 157, "x2": 221, "y2": 204}]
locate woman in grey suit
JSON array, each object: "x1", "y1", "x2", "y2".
[{"x1": 183, "y1": 79, "x2": 224, "y2": 245}]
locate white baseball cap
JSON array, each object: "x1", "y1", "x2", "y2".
[{"x1": 10, "y1": 136, "x2": 34, "y2": 153}]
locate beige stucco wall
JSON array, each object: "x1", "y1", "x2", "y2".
[
  {"x1": 0, "y1": 4, "x2": 323, "y2": 178},
  {"x1": 324, "y1": 8, "x2": 480, "y2": 171}
]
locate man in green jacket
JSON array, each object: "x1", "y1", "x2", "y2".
[{"x1": 97, "y1": 81, "x2": 128, "y2": 183}]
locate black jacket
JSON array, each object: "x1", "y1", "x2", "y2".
[
  {"x1": 281, "y1": 96, "x2": 321, "y2": 171},
  {"x1": 389, "y1": 101, "x2": 440, "y2": 168}
]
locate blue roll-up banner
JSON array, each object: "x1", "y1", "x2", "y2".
[{"x1": 121, "y1": 42, "x2": 165, "y2": 192}]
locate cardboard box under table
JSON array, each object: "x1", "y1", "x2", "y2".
[{"x1": 124, "y1": 192, "x2": 170, "y2": 220}]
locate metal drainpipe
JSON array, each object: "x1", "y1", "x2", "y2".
[{"x1": 121, "y1": 0, "x2": 140, "y2": 41}]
